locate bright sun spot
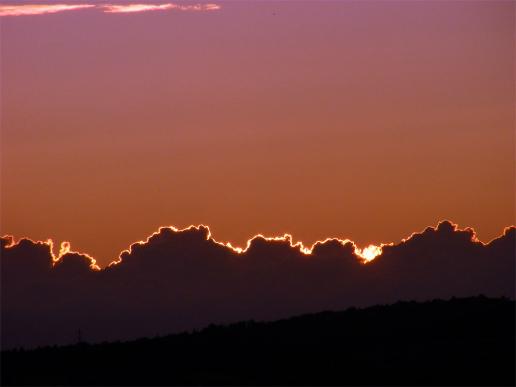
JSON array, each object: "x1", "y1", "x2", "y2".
[{"x1": 355, "y1": 245, "x2": 382, "y2": 262}]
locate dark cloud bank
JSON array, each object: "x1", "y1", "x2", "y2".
[{"x1": 1, "y1": 221, "x2": 514, "y2": 349}]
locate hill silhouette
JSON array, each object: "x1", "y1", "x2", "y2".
[{"x1": 2, "y1": 296, "x2": 514, "y2": 386}]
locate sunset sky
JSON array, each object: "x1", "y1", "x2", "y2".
[{"x1": 1, "y1": 0, "x2": 514, "y2": 267}]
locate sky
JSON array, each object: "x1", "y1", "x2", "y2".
[{"x1": 1, "y1": 0, "x2": 514, "y2": 267}]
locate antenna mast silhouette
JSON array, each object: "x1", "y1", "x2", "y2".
[{"x1": 76, "y1": 328, "x2": 83, "y2": 344}]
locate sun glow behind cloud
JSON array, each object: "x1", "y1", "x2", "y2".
[
  {"x1": 0, "y1": 3, "x2": 221, "y2": 17},
  {"x1": 3, "y1": 223, "x2": 386, "y2": 270},
  {"x1": 355, "y1": 245, "x2": 383, "y2": 262}
]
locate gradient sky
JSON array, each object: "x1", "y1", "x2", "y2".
[{"x1": 1, "y1": 1, "x2": 514, "y2": 266}]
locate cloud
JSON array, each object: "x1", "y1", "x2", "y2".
[
  {"x1": 101, "y1": 4, "x2": 175, "y2": 13},
  {"x1": 0, "y1": 3, "x2": 221, "y2": 17},
  {"x1": 0, "y1": 4, "x2": 95, "y2": 17},
  {"x1": 1, "y1": 221, "x2": 514, "y2": 349},
  {"x1": 101, "y1": 3, "x2": 221, "y2": 13}
]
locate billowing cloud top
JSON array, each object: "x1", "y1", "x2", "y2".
[
  {"x1": 1, "y1": 221, "x2": 514, "y2": 349},
  {"x1": 0, "y1": 3, "x2": 221, "y2": 17}
]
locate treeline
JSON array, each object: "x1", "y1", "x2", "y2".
[{"x1": 2, "y1": 296, "x2": 514, "y2": 385}]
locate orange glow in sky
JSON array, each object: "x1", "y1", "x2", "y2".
[{"x1": 1, "y1": 1, "x2": 514, "y2": 267}]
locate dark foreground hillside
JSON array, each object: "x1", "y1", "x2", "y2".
[{"x1": 2, "y1": 296, "x2": 514, "y2": 386}]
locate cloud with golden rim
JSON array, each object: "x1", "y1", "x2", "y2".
[{"x1": 2, "y1": 220, "x2": 514, "y2": 349}]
